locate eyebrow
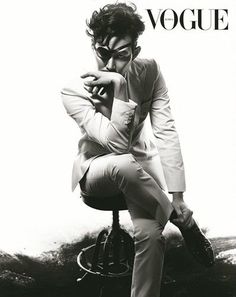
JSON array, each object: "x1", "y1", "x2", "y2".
[
  {"x1": 113, "y1": 43, "x2": 132, "y2": 51},
  {"x1": 97, "y1": 42, "x2": 132, "y2": 52}
]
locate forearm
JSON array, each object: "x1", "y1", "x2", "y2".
[
  {"x1": 61, "y1": 88, "x2": 137, "y2": 154},
  {"x1": 113, "y1": 76, "x2": 129, "y2": 102},
  {"x1": 63, "y1": 71, "x2": 138, "y2": 153}
]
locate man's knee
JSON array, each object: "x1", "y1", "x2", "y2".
[
  {"x1": 106, "y1": 153, "x2": 142, "y2": 181},
  {"x1": 133, "y1": 219, "x2": 165, "y2": 248}
]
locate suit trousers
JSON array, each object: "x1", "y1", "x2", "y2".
[{"x1": 80, "y1": 153, "x2": 174, "y2": 297}]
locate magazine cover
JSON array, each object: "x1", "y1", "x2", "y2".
[{"x1": 0, "y1": 0, "x2": 235, "y2": 296}]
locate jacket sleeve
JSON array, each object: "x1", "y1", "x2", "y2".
[
  {"x1": 149, "y1": 60, "x2": 186, "y2": 192},
  {"x1": 61, "y1": 87, "x2": 138, "y2": 154}
]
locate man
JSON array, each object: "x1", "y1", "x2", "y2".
[{"x1": 61, "y1": 3, "x2": 214, "y2": 297}]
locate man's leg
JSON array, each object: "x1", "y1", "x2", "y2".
[
  {"x1": 81, "y1": 153, "x2": 173, "y2": 226},
  {"x1": 80, "y1": 153, "x2": 173, "y2": 297},
  {"x1": 127, "y1": 203, "x2": 166, "y2": 297}
]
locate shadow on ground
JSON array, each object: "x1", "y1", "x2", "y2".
[{"x1": 0, "y1": 229, "x2": 236, "y2": 297}]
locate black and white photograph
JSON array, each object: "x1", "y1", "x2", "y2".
[{"x1": 0, "y1": 1, "x2": 235, "y2": 296}]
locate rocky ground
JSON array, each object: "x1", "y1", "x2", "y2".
[{"x1": 0, "y1": 230, "x2": 236, "y2": 297}]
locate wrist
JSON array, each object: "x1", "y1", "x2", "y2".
[
  {"x1": 171, "y1": 192, "x2": 184, "y2": 201},
  {"x1": 112, "y1": 77, "x2": 128, "y2": 102}
]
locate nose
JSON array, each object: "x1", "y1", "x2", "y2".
[{"x1": 106, "y1": 57, "x2": 116, "y2": 72}]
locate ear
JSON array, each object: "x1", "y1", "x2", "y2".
[{"x1": 132, "y1": 46, "x2": 141, "y2": 60}]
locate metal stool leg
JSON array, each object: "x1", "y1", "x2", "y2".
[
  {"x1": 92, "y1": 229, "x2": 109, "y2": 270},
  {"x1": 77, "y1": 209, "x2": 134, "y2": 296}
]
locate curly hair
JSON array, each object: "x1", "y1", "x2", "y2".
[{"x1": 86, "y1": 2, "x2": 145, "y2": 48}]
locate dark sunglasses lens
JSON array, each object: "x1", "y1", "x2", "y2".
[{"x1": 96, "y1": 48, "x2": 111, "y2": 60}]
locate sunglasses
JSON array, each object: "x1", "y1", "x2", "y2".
[{"x1": 95, "y1": 43, "x2": 133, "y2": 62}]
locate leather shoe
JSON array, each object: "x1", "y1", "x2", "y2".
[{"x1": 179, "y1": 221, "x2": 215, "y2": 267}]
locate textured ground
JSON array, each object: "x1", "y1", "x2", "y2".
[{"x1": 0, "y1": 230, "x2": 236, "y2": 297}]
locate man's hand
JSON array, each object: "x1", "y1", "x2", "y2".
[
  {"x1": 170, "y1": 193, "x2": 193, "y2": 229},
  {"x1": 81, "y1": 71, "x2": 128, "y2": 102}
]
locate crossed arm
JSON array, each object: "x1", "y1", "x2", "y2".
[
  {"x1": 62, "y1": 66, "x2": 193, "y2": 228},
  {"x1": 61, "y1": 71, "x2": 138, "y2": 154}
]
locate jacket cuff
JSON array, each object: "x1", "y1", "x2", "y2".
[
  {"x1": 111, "y1": 98, "x2": 138, "y2": 127},
  {"x1": 164, "y1": 169, "x2": 186, "y2": 192}
]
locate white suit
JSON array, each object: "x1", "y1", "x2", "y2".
[{"x1": 62, "y1": 58, "x2": 186, "y2": 297}]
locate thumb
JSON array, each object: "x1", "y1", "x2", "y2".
[{"x1": 174, "y1": 205, "x2": 183, "y2": 217}]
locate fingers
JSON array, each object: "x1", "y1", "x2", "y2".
[
  {"x1": 84, "y1": 79, "x2": 100, "y2": 87},
  {"x1": 171, "y1": 199, "x2": 194, "y2": 229},
  {"x1": 99, "y1": 87, "x2": 106, "y2": 95},
  {"x1": 182, "y1": 209, "x2": 194, "y2": 228},
  {"x1": 84, "y1": 85, "x2": 104, "y2": 98},
  {"x1": 184, "y1": 208, "x2": 193, "y2": 220},
  {"x1": 81, "y1": 72, "x2": 98, "y2": 92},
  {"x1": 92, "y1": 86, "x2": 100, "y2": 96},
  {"x1": 81, "y1": 71, "x2": 113, "y2": 89},
  {"x1": 171, "y1": 209, "x2": 184, "y2": 226},
  {"x1": 81, "y1": 72, "x2": 101, "y2": 88},
  {"x1": 172, "y1": 208, "x2": 193, "y2": 228},
  {"x1": 84, "y1": 85, "x2": 93, "y2": 94},
  {"x1": 172, "y1": 203, "x2": 189, "y2": 225},
  {"x1": 172, "y1": 217, "x2": 184, "y2": 226},
  {"x1": 174, "y1": 205, "x2": 184, "y2": 221},
  {"x1": 92, "y1": 86, "x2": 107, "y2": 98},
  {"x1": 184, "y1": 215, "x2": 193, "y2": 229},
  {"x1": 175, "y1": 206, "x2": 183, "y2": 217},
  {"x1": 80, "y1": 71, "x2": 99, "y2": 79}
]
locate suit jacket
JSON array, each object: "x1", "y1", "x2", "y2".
[{"x1": 61, "y1": 58, "x2": 186, "y2": 193}]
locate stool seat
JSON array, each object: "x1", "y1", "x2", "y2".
[{"x1": 81, "y1": 192, "x2": 128, "y2": 211}]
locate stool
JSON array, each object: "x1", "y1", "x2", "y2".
[{"x1": 77, "y1": 192, "x2": 134, "y2": 296}]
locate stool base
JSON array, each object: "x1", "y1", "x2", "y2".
[{"x1": 77, "y1": 223, "x2": 134, "y2": 296}]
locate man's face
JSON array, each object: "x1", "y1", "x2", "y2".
[{"x1": 93, "y1": 35, "x2": 134, "y2": 76}]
